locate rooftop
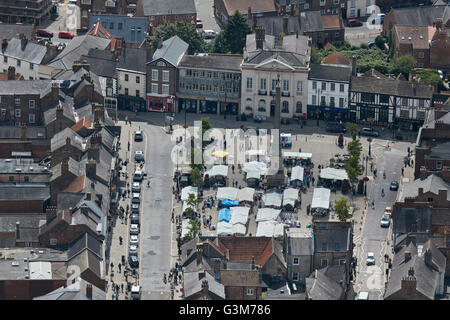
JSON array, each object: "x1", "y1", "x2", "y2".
[
  {"x1": 0, "y1": 79, "x2": 51, "y2": 96},
  {"x1": 0, "y1": 158, "x2": 50, "y2": 175},
  {"x1": 398, "y1": 174, "x2": 450, "y2": 202},
  {"x1": 309, "y1": 64, "x2": 352, "y2": 82},
  {"x1": 140, "y1": 0, "x2": 196, "y2": 16},
  {"x1": 34, "y1": 278, "x2": 106, "y2": 300},
  {"x1": 178, "y1": 54, "x2": 243, "y2": 72},
  {"x1": 117, "y1": 47, "x2": 147, "y2": 73},
  {"x1": 394, "y1": 25, "x2": 436, "y2": 49},
  {"x1": 390, "y1": 5, "x2": 450, "y2": 27},
  {"x1": 2, "y1": 38, "x2": 48, "y2": 64},
  {"x1": 151, "y1": 35, "x2": 189, "y2": 67},
  {"x1": 0, "y1": 183, "x2": 50, "y2": 201},
  {"x1": 225, "y1": 0, "x2": 276, "y2": 15}
]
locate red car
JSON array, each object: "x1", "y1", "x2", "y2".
[
  {"x1": 58, "y1": 31, "x2": 74, "y2": 39},
  {"x1": 347, "y1": 19, "x2": 363, "y2": 27},
  {"x1": 36, "y1": 28, "x2": 54, "y2": 38}
]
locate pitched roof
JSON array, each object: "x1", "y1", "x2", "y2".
[
  {"x1": 68, "y1": 232, "x2": 102, "y2": 261},
  {"x1": 0, "y1": 24, "x2": 34, "y2": 40},
  {"x1": 67, "y1": 249, "x2": 103, "y2": 280},
  {"x1": 313, "y1": 227, "x2": 351, "y2": 253},
  {"x1": 34, "y1": 278, "x2": 105, "y2": 300},
  {"x1": 178, "y1": 54, "x2": 242, "y2": 71},
  {"x1": 151, "y1": 36, "x2": 188, "y2": 67},
  {"x1": 43, "y1": 100, "x2": 76, "y2": 126},
  {"x1": 305, "y1": 266, "x2": 345, "y2": 300},
  {"x1": 322, "y1": 52, "x2": 350, "y2": 66},
  {"x1": 220, "y1": 269, "x2": 262, "y2": 287},
  {"x1": 183, "y1": 271, "x2": 225, "y2": 299},
  {"x1": 87, "y1": 21, "x2": 114, "y2": 40},
  {"x1": 0, "y1": 79, "x2": 51, "y2": 95},
  {"x1": 50, "y1": 127, "x2": 89, "y2": 153},
  {"x1": 309, "y1": 64, "x2": 352, "y2": 82},
  {"x1": 223, "y1": 0, "x2": 275, "y2": 15},
  {"x1": 394, "y1": 25, "x2": 436, "y2": 49},
  {"x1": 251, "y1": 15, "x2": 301, "y2": 37},
  {"x1": 398, "y1": 174, "x2": 450, "y2": 202},
  {"x1": 51, "y1": 157, "x2": 83, "y2": 182},
  {"x1": 72, "y1": 118, "x2": 93, "y2": 132},
  {"x1": 140, "y1": 0, "x2": 196, "y2": 16},
  {"x1": 391, "y1": 5, "x2": 450, "y2": 27},
  {"x1": 2, "y1": 38, "x2": 48, "y2": 64},
  {"x1": 117, "y1": 47, "x2": 147, "y2": 73},
  {"x1": 289, "y1": 236, "x2": 313, "y2": 256},
  {"x1": 299, "y1": 11, "x2": 343, "y2": 33},
  {"x1": 0, "y1": 183, "x2": 50, "y2": 201},
  {"x1": 217, "y1": 237, "x2": 273, "y2": 266},
  {"x1": 81, "y1": 49, "x2": 118, "y2": 79}
]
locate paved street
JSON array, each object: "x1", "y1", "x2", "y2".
[
  {"x1": 195, "y1": 0, "x2": 221, "y2": 32},
  {"x1": 39, "y1": 0, "x2": 79, "y2": 45},
  {"x1": 345, "y1": 23, "x2": 381, "y2": 46}
]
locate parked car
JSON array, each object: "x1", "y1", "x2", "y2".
[
  {"x1": 133, "y1": 170, "x2": 144, "y2": 181},
  {"x1": 58, "y1": 31, "x2": 74, "y2": 39},
  {"x1": 132, "y1": 193, "x2": 141, "y2": 203},
  {"x1": 380, "y1": 214, "x2": 390, "y2": 228},
  {"x1": 36, "y1": 28, "x2": 53, "y2": 38},
  {"x1": 130, "y1": 224, "x2": 140, "y2": 235},
  {"x1": 360, "y1": 127, "x2": 379, "y2": 137},
  {"x1": 390, "y1": 181, "x2": 399, "y2": 191},
  {"x1": 130, "y1": 235, "x2": 139, "y2": 245},
  {"x1": 347, "y1": 19, "x2": 363, "y2": 27},
  {"x1": 134, "y1": 150, "x2": 144, "y2": 162},
  {"x1": 196, "y1": 19, "x2": 203, "y2": 28},
  {"x1": 131, "y1": 203, "x2": 140, "y2": 213},
  {"x1": 131, "y1": 213, "x2": 140, "y2": 224},
  {"x1": 326, "y1": 123, "x2": 347, "y2": 133},
  {"x1": 129, "y1": 245, "x2": 138, "y2": 256},
  {"x1": 132, "y1": 182, "x2": 141, "y2": 192},
  {"x1": 134, "y1": 130, "x2": 143, "y2": 141},
  {"x1": 129, "y1": 255, "x2": 139, "y2": 268},
  {"x1": 366, "y1": 252, "x2": 375, "y2": 265},
  {"x1": 204, "y1": 29, "x2": 217, "y2": 39}
]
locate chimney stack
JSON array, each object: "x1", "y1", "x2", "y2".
[
  {"x1": 405, "y1": 251, "x2": 412, "y2": 262},
  {"x1": 85, "y1": 192, "x2": 91, "y2": 201},
  {"x1": 157, "y1": 38, "x2": 163, "y2": 49},
  {"x1": 352, "y1": 56, "x2": 357, "y2": 76},
  {"x1": 7, "y1": 66, "x2": 15, "y2": 80},
  {"x1": 21, "y1": 126, "x2": 26, "y2": 139},
  {"x1": 81, "y1": 204, "x2": 89, "y2": 214},
  {"x1": 51, "y1": 82, "x2": 59, "y2": 102},
  {"x1": 424, "y1": 248, "x2": 434, "y2": 269},
  {"x1": 16, "y1": 221, "x2": 20, "y2": 240},
  {"x1": 434, "y1": 18, "x2": 443, "y2": 30},
  {"x1": 61, "y1": 159, "x2": 69, "y2": 175},
  {"x1": 255, "y1": 26, "x2": 265, "y2": 50},
  {"x1": 201, "y1": 279, "x2": 209, "y2": 296},
  {"x1": 418, "y1": 187, "x2": 423, "y2": 196},
  {"x1": 19, "y1": 34, "x2": 27, "y2": 50},
  {"x1": 56, "y1": 103, "x2": 64, "y2": 120},
  {"x1": 196, "y1": 242, "x2": 203, "y2": 265},
  {"x1": 46, "y1": 206, "x2": 57, "y2": 223},
  {"x1": 86, "y1": 283, "x2": 93, "y2": 299},
  {"x1": 408, "y1": 266, "x2": 415, "y2": 277},
  {"x1": 86, "y1": 160, "x2": 97, "y2": 179},
  {"x1": 88, "y1": 145, "x2": 99, "y2": 161},
  {"x1": 290, "y1": 4, "x2": 295, "y2": 16},
  {"x1": 93, "y1": 105, "x2": 104, "y2": 123},
  {"x1": 251, "y1": 256, "x2": 255, "y2": 270}
]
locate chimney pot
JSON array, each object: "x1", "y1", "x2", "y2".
[
  {"x1": 86, "y1": 283, "x2": 93, "y2": 299},
  {"x1": 7, "y1": 66, "x2": 15, "y2": 80}
]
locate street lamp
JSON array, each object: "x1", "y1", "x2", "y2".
[{"x1": 367, "y1": 137, "x2": 372, "y2": 158}]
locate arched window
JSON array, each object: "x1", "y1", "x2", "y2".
[
  {"x1": 296, "y1": 101, "x2": 302, "y2": 113},
  {"x1": 245, "y1": 98, "x2": 253, "y2": 110},
  {"x1": 258, "y1": 100, "x2": 266, "y2": 111},
  {"x1": 282, "y1": 101, "x2": 289, "y2": 113}
]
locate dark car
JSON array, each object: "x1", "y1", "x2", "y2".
[
  {"x1": 326, "y1": 123, "x2": 347, "y2": 133},
  {"x1": 360, "y1": 127, "x2": 380, "y2": 137},
  {"x1": 36, "y1": 28, "x2": 54, "y2": 38},
  {"x1": 347, "y1": 19, "x2": 363, "y2": 27},
  {"x1": 58, "y1": 31, "x2": 74, "y2": 39},
  {"x1": 134, "y1": 130, "x2": 143, "y2": 141},
  {"x1": 130, "y1": 213, "x2": 140, "y2": 225},
  {"x1": 390, "y1": 181, "x2": 399, "y2": 191},
  {"x1": 129, "y1": 255, "x2": 139, "y2": 268}
]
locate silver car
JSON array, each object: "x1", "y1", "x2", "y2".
[
  {"x1": 130, "y1": 235, "x2": 139, "y2": 245},
  {"x1": 366, "y1": 252, "x2": 375, "y2": 265},
  {"x1": 130, "y1": 224, "x2": 139, "y2": 235},
  {"x1": 132, "y1": 182, "x2": 141, "y2": 192},
  {"x1": 135, "y1": 150, "x2": 144, "y2": 162},
  {"x1": 380, "y1": 214, "x2": 390, "y2": 228}
]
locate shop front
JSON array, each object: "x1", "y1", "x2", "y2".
[
  {"x1": 178, "y1": 98, "x2": 198, "y2": 113},
  {"x1": 219, "y1": 101, "x2": 239, "y2": 115},
  {"x1": 146, "y1": 95, "x2": 175, "y2": 113},
  {"x1": 199, "y1": 100, "x2": 218, "y2": 114},
  {"x1": 307, "y1": 105, "x2": 349, "y2": 121}
]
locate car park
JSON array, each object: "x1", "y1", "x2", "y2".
[
  {"x1": 380, "y1": 214, "x2": 390, "y2": 227},
  {"x1": 132, "y1": 193, "x2": 141, "y2": 203},
  {"x1": 131, "y1": 214, "x2": 140, "y2": 225},
  {"x1": 36, "y1": 28, "x2": 53, "y2": 38},
  {"x1": 58, "y1": 31, "x2": 74, "y2": 39},
  {"x1": 347, "y1": 19, "x2": 363, "y2": 27},
  {"x1": 390, "y1": 181, "x2": 399, "y2": 191},
  {"x1": 131, "y1": 203, "x2": 140, "y2": 213},
  {"x1": 326, "y1": 123, "x2": 347, "y2": 133},
  {"x1": 129, "y1": 255, "x2": 139, "y2": 268},
  {"x1": 129, "y1": 245, "x2": 138, "y2": 256},
  {"x1": 360, "y1": 127, "x2": 379, "y2": 137},
  {"x1": 134, "y1": 130, "x2": 143, "y2": 141},
  {"x1": 134, "y1": 150, "x2": 144, "y2": 162},
  {"x1": 130, "y1": 235, "x2": 139, "y2": 245},
  {"x1": 130, "y1": 224, "x2": 140, "y2": 235},
  {"x1": 132, "y1": 182, "x2": 141, "y2": 192},
  {"x1": 366, "y1": 252, "x2": 375, "y2": 265}
]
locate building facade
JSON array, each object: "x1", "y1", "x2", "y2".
[
  {"x1": 277, "y1": 0, "x2": 347, "y2": 16},
  {"x1": 89, "y1": 14, "x2": 148, "y2": 43},
  {"x1": 347, "y1": 0, "x2": 375, "y2": 18},
  {"x1": 0, "y1": 0, "x2": 53, "y2": 24}
]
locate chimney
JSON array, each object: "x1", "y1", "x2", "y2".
[
  {"x1": 85, "y1": 192, "x2": 91, "y2": 201},
  {"x1": 51, "y1": 82, "x2": 59, "y2": 102},
  {"x1": 86, "y1": 283, "x2": 93, "y2": 299},
  {"x1": 413, "y1": 83, "x2": 417, "y2": 96},
  {"x1": 401, "y1": 276, "x2": 416, "y2": 294},
  {"x1": 424, "y1": 248, "x2": 433, "y2": 268},
  {"x1": 408, "y1": 266, "x2": 415, "y2": 277},
  {"x1": 283, "y1": 15, "x2": 289, "y2": 34},
  {"x1": 251, "y1": 256, "x2": 255, "y2": 270},
  {"x1": 352, "y1": 56, "x2": 357, "y2": 76},
  {"x1": 66, "y1": 136, "x2": 71, "y2": 146},
  {"x1": 255, "y1": 26, "x2": 265, "y2": 50},
  {"x1": 438, "y1": 189, "x2": 447, "y2": 203},
  {"x1": 56, "y1": 103, "x2": 64, "y2": 120},
  {"x1": 1, "y1": 39, "x2": 7, "y2": 52},
  {"x1": 88, "y1": 145, "x2": 99, "y2": 161},
  {"x1": 61, "y1": 159, "x2": 69, "y2": 175},
  {"x1": 201, "y1": 279, "x2": 209, "y2": 296},
  {"x1": 86, "y1": 160, "x2": 97, "y2": 179},
  {"x1": 46, "y1": 206, "x2": 57, "y2": 223},
  {"x1": 404, "y1": 251, "x2": 412, "y2": 262},
  {"x1": 81, "y1": 204, "x2": 89, "y2": 214},
  {"x1": 7, "y1": 66, "x2": 15, "y2": 80},
  {"x1": 19, "y1": 34, "x2": 27, "y2": 50},
  {"x1": 196, "y1": 242, "x2": 203, "y2": 265},
  {"x1": 93, "y1": 105, "x2": 104, "y2": 123},
  {"x1": 16, "y1": 221, "x2": 20, "y2": 240},
  {"x1": 296, "y1": 31, "x2": 298, "y2": 39},
  {"x1": 434, "y1": 18, "x2": 443, "y2": 30},
  {"x1": 68, "y1": 207, "x2": 73, "y2": 218}
]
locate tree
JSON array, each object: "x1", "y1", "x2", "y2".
[
  {"x1": 391, "y1": 55, "x2": 416, "y2": 79},
  {"x1": 345, "y1": 139, "x2": 363, "y2": 185},
  {"x1": 415, "y1": 69, "x2": 447, "y2": 92},
  {"x1": 214, "y1": 11, "x2": 252, "y2": 54},
  {"x1": 184, "y1": 193, "x2": 200, "y2": 218},
  {"x1": 190, "y1": 167, "x2": 204, "y2": 188},
  {"x1": 375, "y1": 35, "x2": 387, "y2": 50},
  {"x1": 334, "y1": 198, "x2": 351, "y2": 222},
  {"x1": 345, "y1": 122, "x2": 358, "y2": 140},
  {"x1": 185, "y1": 219, "x2": 200, "y2": 241},
  {"x1": 201, "y1": 117, "x2": 212, "y2": 137},
  {"x1": 311, "y1": 46, "x2": 321, "y2": 64},
  {"x1": 347, "y1": 139, "x2": 362, "y2": 158},
  {"x1": 150, "y1": 21, "x2": 206, "y2": 55}
]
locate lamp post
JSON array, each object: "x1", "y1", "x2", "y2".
[{"x1": 367, "y1": 137, "x2": 372, "y2": 158}]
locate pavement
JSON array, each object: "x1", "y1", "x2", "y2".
[{"x1": 195, "y1": 0, "x2": 221, "y2": 33}]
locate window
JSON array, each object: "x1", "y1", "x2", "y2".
[
  {"x1": 419, "y1": 99, "x2": 425, "y2": 108},
  {"x1": 152, "y1": 83, "x2": 158, "y2": 94},
  {"x1": 297, "y1": 81, "x2": 303, "y2": 94},
  {"x1": 283, "y1": 80, "x2": 289, "y2": 92},
  {"x1": 118, "y1": 22, "x2": 123, "y2": 30},
  {"x1": 247, "y1": 288, "x2": 254, "y2": 296},
  {"x1": 162, "y1": 84, "x2": 169, "y2": 94},
  {"x1": 163, "y1": 71, "x2": 169, "y2": 82},
  {"x1": 312, "y1": 81, "x2": 317, "y2": 90},
  {"x1": 282, "y1": 101, "x2": 289, "y2": 113},
  {"x1": 366, "y1": 0, "x2": 371, "y2": 5},
  {"x1": 246, "y1": 77, "x2": 252, "y2": 90},
  {"x1": 124, "y1": 88, "x2": 128, "y2": 95},
  {"x1": 207, "y1": 72, "x2": 212, "y2": 78},
  {"x1": 152, "y1": 69, "x2": 158, "y2": 81},
  {"x1": 417, "y1": 110, "x2": 425, "y2": 119},
  {"x1": 293, "y1": 257, "x2": 299, "y2": 265},
  {"x1": 334, "y1": 0, "x2": 339, "y2": 4},
  {"x1": 418, "y1": 63, "x2": 424, "y2": 68},
  {"x1": 402, "y1": 98, "x2": 408, "y2": 106},
  {"x1": 340, "y1": 259, "x2": 346, "y2": 266},
  {"x1": 330, "y1": 97, "x2": 335, "y2": 107},
  {"x1": 418, "y1": 52, "x2": 424, "y2": 59},
  {"x1": 351, "y1": 0, "x2": 355, "y2": 7},
  {"x1": 17, "y1": 60, "x2": 21, "y2": 67},
  {"x1": 136, "y1": 90, "x2": 140, "y2": 97},
  {"x1": 1, "y1": 108, "x2": 6, "y2": 116},
  {"x1": 82, "y1": 10, "x2": 88, "y2": 18},
  {"x1": 136, "y1": 76, "x2": 140, "y2": 84},
  {"x1": 296, "y1": 101, "x2": 302, "y2": 113},
  {"x1": 258, "y1": 100, "x2": 266, "y2": 112},
  {"x1": 15, "y1": 109, "x2": 21, "y2": 118},
  {"x1": 428, "y1": 197, "x2": 434, "y2": 202},
  {"x1": 339, "y1": 97, "x2": 345, "y2": 108},
  {"x1": 340, "y1": 84, "x2": 344, "y2": 92},
  {"x1": 304, "y1": 3, "x2": 309, "y2": 9},
  {"x1": 312, "y1": 95, "x2": 317, "y2": 105},
  {"x1": 362, "y1": 93, "x2": 375, "y2": 103},
  {"x1": 321, "y1": 82, "x2": 326, "y2": 90},
  {"x1": 50, "y1": 238, "x2": 57, "y2": 246},
  {"x1": 3, "y1": 56, "x2": 7, "y2": 63},
  {"x1": 245, "y1": 98, "x2": 253, "y2": 110},
  {"x1": 436, "y1": 161, "x2": 442, "y2": 170},
  {"x1": 15, "y1": 97, "x2": 20, "y2": 105},
  {"x1": 320, "y1": 0, "x2": 326, "y2": 6},
  {"x1": 380, "y1": 94, "x2": 389, "y2": 104},
  {"x1": 29, "y1": 113, "x2": 35, "y2": 123},
  {"x1": 125, "y1": 74, "x2": 129, "y2": 81},
  {"x1": 272, "y1": 79, "x2": 277, "y2": 90},
  {"x1": 320, "y1": 96, "x2": 326, "y2": 105},
  {"x1": 321, "y1": 259, "x2": 328, "y2": 267},
  {"x1": 29, "y1": 100, "x2": 35, "y2": 109},
  {"x1": 292, "y1": 272, "x2": 299, "y2": 281},
  {"x1": 9, "y1": 176, "x2": 13, "y2": 182},
  {"x1": 260, "y1": 78, "x2": 266, "y2": 90},
  {"x1": 335, "y1": 242, "x2": 340, "y2": 251},
  {"x1": 322, "y1": 242, "x2": 327, "y2": 251},
  {"x1": 24, "y1": 176, "x2": 29, "y2": 182},
  {"x1": 400, "y1": 109, "x2": 409, "y2": 118},
  {"x1": 335, "y1": 31, "x2": 340, "y2": 37},
  {"x1": 330, "y1": 83, "x2": 335, "y2": 91},
  {"x1": 30, "y1": 63, "x2": 34, "y2": 70}
]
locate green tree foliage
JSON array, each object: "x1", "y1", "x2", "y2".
[
  {"x1": 311, "y1": 46, "x2": 321, "y2": 64},
  {"x1": 415, "y1": 69, "x2": 447, "y2": 92},
  {"x1": 345, "y1": 139, "x2": 363, "y2": 185},
  {"x1": 347, "y1": 139, "x2": 362, "y2": 158},
  {"x1": 375, "y1": 35, "x2": 387, "y2": 50},
  {"x1": 185, "y1": 219, "x2": 200, "y2": 241},
  {"x1": 201, "y1": 117, "x2": 212, "y2": 137},
  {"x1": 214, "y1": 11, "x2": 252, "y2": 54},
  {"x1": 334, "y1": 198, "x2": 351, "y2": 222},
  {"x1": 190, "y1": 167, "x2": 204, "y2": 188},
  {"x1": 345, "y1": 122, "x2": 358, "y2": 140},
  {"x1": 151, "y1": 21, "x2": 206, "y2": 55},
  {"x1": 391, "y1": 55, "x2": 417, "y2": 79}
]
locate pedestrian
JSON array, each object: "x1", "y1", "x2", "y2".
[
  {"x1": 110, "y1": 262, "x2": 114, "y2": 271},
  {"x1": 118, "y1": 263, "x2": 122, "y2": 273},
  {"x1": 119, "y1": 236, "x2": 123, "y2": 245},
  {"x1": 298, "y1": 147, "x2": 301, "y2": 153},
  {"x1": 121, "y1": 284, "x2": 124, "y2": 293},
  {"x1": 401, "y1": 168, "x2": 404, "y2": 176},
  {"x1": 411, "y1": 159, "x2": 413, "y2": 167}
]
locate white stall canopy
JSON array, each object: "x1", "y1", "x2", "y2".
[
  {"x1": 238, "y1": 187, "x2": 255, "y2": 202},
  {"x1": 283, "y1": 188, "x2": 299, "y2": 207},
  {"x1": 263, "y1": 192, "x2": 282, "y2": 207},
  {"x1": 230, "y1": 206, "x2": 250, "y2": 225},
  {"x1": 216, "y1": 187, "x2": 239, "y2": 201},
  {"x1": 319, "y1": 167, "x2": 349, "y2": 181},
  {"x1": 311, "y1": 188, "x2": 331, "y2": 209},
  {"x1": 256, "y1": 208, "x2": 281, "y2": 222},
  {"x1": 204, "y1": 165, "x2": 229, "y2": 177},
  {"x1": 246, "y1": 170, "x2": 261, "y2": 181},
  {"x1": 217, "y1": 221, "x2": 233, "y2": 236},
  {"x1": 243, "y1": 161, "x2": 268, "y2": 175},
  {"x1": 181, "y1": 186, "x2": 198, "y2": 201},
  {"x1": 282, "y1": 152, "x2": 312, "y2": 159},
  {"x1": 256, "y1": 220, "x2": 277, "y2": 237},
  {"x1": 291, "y1": 166, "x2": 304, "y2": 181},
  {"x1": 232, "y1": 223, "x2": 246, "y2": 235}
]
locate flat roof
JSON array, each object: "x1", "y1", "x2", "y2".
[{"x1": 0, "y1": 159, "x2": 50, "y2": 174}]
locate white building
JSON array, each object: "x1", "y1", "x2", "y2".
[
  {"x1": 241, "y1": 26, "x2": 310, "y2": 121},
  {"x1": 307, "y1": 64, "x2": 352, "y2": 121},
  {"x1": 347, "y1": 0, "x2": 375, "y2": 18}
]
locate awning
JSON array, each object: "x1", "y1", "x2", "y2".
[
  {"x1": 319, "y1": 167, "x2": 349, "y2": 181},
  {"x1": 211, "y1": 150, "x2": 228, "y2": 158},
  {"x1": 243, "y1": 161, "x2": 267, "y2": 175},
  {"x1": 311, "y1": 188, "x2": 331, "y2": 209},
  {"x1": 230, "y1": 206, "x2": 250, "y2": 225},
  {"x1": 232, "y1": 223, "x2": 246, "y2": 235},
  {"x1": 238, "y1": 187, "x2": 255, "y2": 202},
  {"x1": 282, "y1": 152, "x2": 312, "y2": 159},
  {"x1": 256, "y1": 208, "x2": 281, "y2": 222},
  {"x1": 205, "y1": 165, "x2": 229, "y2": 177},
  {"x1": 220, "y1": 199, "x2": 239, "y2": 207},
  {"x1": 246, "y1": 170, "x2": 261, "y2": 181},
  {"x1": 291, "y1": 166, "x2": 304, "y2": 181},
  {"x1": 217, "y1": 221, "x2": 233, "y2": 236},
  {"x1": 218, "y1": 208, "x2": 231, "y2": 222},
  {"x1": 283, "y1": 188, "x2": 298, "y2": 207},
  {"x1": 216, "y1": 187, "x2": 239, "y2": 201},
  {"x1": 181, "y1": 186, "x2": 198, "y2": 201},
  {"x1": 263, "y1": 192, "x2": 282, "y2": 207}
]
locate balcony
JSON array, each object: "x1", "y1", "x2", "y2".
[
  {"x1": 258, "y1": 89, "x2": 267, "y2": 96},
  {"x1": 270, "y1": 90, "x2": 276, "y2": 96},
  {"x1": 282, "y1": 91, "x2": 290, "y2": 97}
]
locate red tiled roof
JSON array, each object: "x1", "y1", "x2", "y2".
[
  {"x1": 87, "y1": 22, "x2": 114, "y2": 40},
  {"x1": 321, "y1": 14, "x2": 343, "y2": 29},
  {"x1": 322, "y1": 52, "x2": 350, "y2": 66},
  {"x1": 72, "y1": 118, "x2": 92, "y2": 132},
  {"x1": 218, "y1": 237, "x2": 273, "y2": 266},
  {"x1": 63, "y1": 174, "x2": 86, "y2": 193}
]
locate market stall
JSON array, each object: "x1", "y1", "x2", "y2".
[
  {"x1": 246, "y1": 170, "x2": 261, "y2": 187},
  {"x1": 229, "y1": 206, "x2": 250, "y2": 225},
  {"x1": 290, "y1": 166, "x2": 304, "y2": 187},
  {"x1": 311, "y1": 187, "x2": 331, "y2": 216},
  {"x1": 216, "y1": 187, "x2": 239, "y2": 201},
  {"x1": 204, "y1": 165, "x2": 229, "y2": 186},
  {"x1": 217, "y1": 221, "x2": 233, "y2": 236},
  {"x1": 181, "y1": 186, "x2": 198, "y2": 201},
  {"x1": 243, "y1": 161, "x2": 268, "y2": 176},
  {"x1": 319, "y1": 167, "x2": 350, "y2": 192},
  {"x1": 238, "y1": 187, "x2": 255, "y2": 203},
  {"x1": 219, "y1": 199, "x2": 240, "y2": 208},
  {"x1": 218, "y1": 208, "x2": 231, "y2": 222},
  {"x1": 256, "y1": 208, "x2": 281, "y2": 222},
  {"x1": 282, "y1": 188, "x2": 299, "y2": 210},
  {"x1": 282, "y1": 152, "x2": 313, "y2": 167},
  {"x1": 262, "y1": 192, "x2": 282, "y2": 208}
]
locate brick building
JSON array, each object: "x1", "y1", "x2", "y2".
[
  {"x1": 430, "y1": 19, "x2": 450, "y2": 72},
  {"x1": 276, "y1": 0, "x2": 347, "y2": 16},
  {"x1": 0, "y1": 0, "x2": 53, "y2": 25},
  {"x1": 0, "y1": 183, "x2": 50, "y2": 214},
  {"x1": 0, "y1": 126, "x2": 49, "y2": 159},
  {"x1": 78, "y1": 0, "x2": 128, "y2": 31},
  {"x1": 215, "y1": 0, "x2": 276, "y2": 27},
  {"x1": 0, "y1": 158, "x2": 51, "y2": 183}
]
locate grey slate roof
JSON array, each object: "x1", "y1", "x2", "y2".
[
  {"x1": 350, "y1": 76, "x2": 434, "y2": 99},
  {"x1": 50, "y1": 157, "x2": 83, "y2": 181},
  {"x1": 0, "y1": 183, "x2": 50, "y2": 201},
  {"x1": 178, "y1": 54, "x2": 243, "y2": 71},
  {"x1": 309, "y1": 64, "x2": 352, "y2": 82},
  {"x1": 183, "y1": 271, "x2": 225, "y2": 299},
  {"x1": 289, "y1": 236, "x2": 312, "y2": 256},
  {"x1": 391, "y1": 5, "x2": 450, "y2": 27},
  {"x1": 252, "y1": 16, "x2": 301, "y2": 37},
  {"x1": 140, "y1": 0, "x2": 196, "y2": 16},
  {"x1": 68, "y1": 232, "x2": 102, "y2": 261},
  {"x1": 313, "y1": 227, "x2": 351, "y2": 253},
  {"x1": 117, "y1": 47, "x2": 147, "y2": 73},
  {"x1": 0, "y1": 214, "x2": 46, "y2": 233},
  {"x1": 0, "y1": 24, "x2": 34, "y2": 40},
  {"x1": 426, "y1": 141, "x2": 450, "y2": 159},
  {"x1": 34, "y1": 278, "x2": 106, "y2": 300},
  {"x1": 67, "y1": 249, "x2": 103, "y2": 280},
  {"x1": 392, "y1": 206, "x2": 432, "y2": 234},
  {"x1": 43, "y1": 101, "x2": 76, "y2": 126},
  {"x1": 246, "y1": 50, "x2": 307, "y2": 66},
  {"x1": 0, "y1": 80, "x2": 51, "y2": 95},
  {"x1": 48, "y1": 35, "x2": 111, "y2": 71},
  {"x1": 56, "y1": 192, "x2": 85, "y2": 212},
  {"x1": 305, "y1": 266, "x2": 345, "y2": 300},
  {"x1": 51, "y1": 127, "x2": 89, "y2": 152},
  {"x1": 0, "y1": 126, "x2": 46, "y2": 139},
  {"x1": 151, "y1": 36, "x2": 189, "y2": 67},
  {"x1": 81, "y1": 49, "x2": 118, "y2": 79},
  {"x1": 398, "y1": 174, "x2": 450, "y2": 203},
  {"x1": 2, "y1": 38, "x2": 48, "y2": 64}
]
